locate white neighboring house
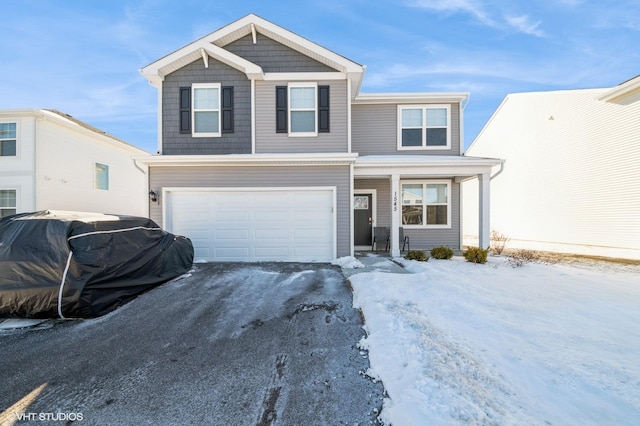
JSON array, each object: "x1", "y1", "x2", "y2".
[
  {"x1": 0, "y1": 109, "x2": 149, "y2": 218},
  {"x1": 462, "y1": 76, "x2": 640, "y2": 260}
]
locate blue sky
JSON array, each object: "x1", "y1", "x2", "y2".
[{"x1": 2, "y1": 0, "x2": 639, "y2": 153}]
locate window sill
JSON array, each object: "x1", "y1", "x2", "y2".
[
  {"x1": 402, "y1": 224, "x2": 452, "y2": 229},
  {"x1": 192, "y1": 133, "x2": 221, "y2": 138}
]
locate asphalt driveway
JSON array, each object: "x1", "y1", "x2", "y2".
[{"x1": 0, "y1": 263, "x2": 383, "y2": 425}]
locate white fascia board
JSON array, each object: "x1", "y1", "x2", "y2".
[
  {"x1": 240, "y1": 15, "x2": 363, "y2": 74},
  {"x1": 140, "y1": 42, "x2": 264, "y2": 84},
  {"x1": 355, "y1": 155, "x2": 502, "y2": 167},
  {"x1": 135, "y1": 153, "x2": 358, "y2": 167},
  {"x1": 354, "y1": 92, "x2": 470, "y2": 105},
  {"x1": 36, "y1": 110, "x2": 149, "y2": 155},
  {"x1": 199, "y1": 43, "x2": 264, "y2": 79},
  {"x1": 263, "y1": 72, "x2": 346, "y2": 81},
  {"x1": 597, "y1": 75, "x2": 640, "y2": 103},
  {"x1": 354, "y1": 164, "x2": 499, "y2": 177}
]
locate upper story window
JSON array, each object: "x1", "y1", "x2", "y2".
[
  {"x1": 95, "y1": 163, "x2": 109, "y2": 190},
  {"x1": 401, "y1": 180, "x2": 451, "y2": 228},
  {"x1": 0, "y1": 189, "x2": 17, "y2": 218},
  {"x1": 192, "y1": 83, "x2": 221, "y2": 137},
  {"x1": 0, "y1": 123, "x2": 17, "y2": 157},
  {"x1": 180, "y1": 85, "x2": 234, "y2": 136},
  {"x1": 397, "y1": 105, "x2": 450, "y2": 150},
  {"x1": 289, "y1": 83, "x2": 317, "y2": 136},
  {"x1": 276, "y1": 84, "x2": 330, "y2": 136}
]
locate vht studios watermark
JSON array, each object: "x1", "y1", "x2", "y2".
[{"x1": 13, "y1": 412, "x2": 84, "y2": 422}]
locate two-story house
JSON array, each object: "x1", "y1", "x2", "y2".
[
  {"x1": 138, "y1": 14, "x2": 502, "y2": 262},
  {"x1": 0, "y1": 109, "x2": 149, "y2": 218}
]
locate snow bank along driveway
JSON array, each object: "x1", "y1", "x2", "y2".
[{"x1": 350, "y1": 256, "x2": 640, "y2": 425}]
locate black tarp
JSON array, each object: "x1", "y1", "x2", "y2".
[{"x1": 0, "y1": 211, "x2": 194, "y2": 318}]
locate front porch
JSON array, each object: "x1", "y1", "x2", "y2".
[{"x1": 352, "y1": 155, "x2": 503, "y2": 257}]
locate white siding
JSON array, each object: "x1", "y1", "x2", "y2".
[
  {"x1": 463, "y1": 88, "x2": 640, "y2": 259},
  {"x1": 0, "y1": 115, "x2": 37, "y2": 212},
  {"x1": 34, "y1": 115, "x2": 148, "y2": 216}
]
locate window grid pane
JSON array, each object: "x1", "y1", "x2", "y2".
[
  {"x1": 194, "y1": 88, "x2": 219, "y2": 109},
  {"x1": 402, "y1": 205, "x2": 423, "y2": 225},
  {"x1": 290, "y1": 87, "x2": 315, "y2": 109},
  {"x1": 426, "y1": 184, "x2": 448, "y2": 204},
  {"x1": 426, "y1": 108, "x2": 447, "y2": 126},
  {"x1": 194, "y1": 111, "x2": 219, "y2": 133},
  {"x1": 95, "y1": 163, "x2": 109, "y2": 190},
  {"x1": 402, "y1": 109, "x2": 423, "y2": 127},
  {"x1": 402, "y1": 184, "x2": 423, "y2": 205},
  {"x1": 0, "y1": 190, "x2": 16, "y2": 208},
  {"x1": 1, "y1": 140, "x2": 17, "y2": 156},
  {"x1": 290, "y1": 111, "x2": 315, "y2": 132},
  {"x1": 0, "y1": 123, "x2": 16, "y2": 139}
]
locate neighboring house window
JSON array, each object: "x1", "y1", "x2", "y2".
[
  {"x1": 192, "y1": 83, "x2": 221, "y2": 137},
  {"x1": 181, "y1": 85, "x2": 233, "y2": 135},
  {"x1": 95, "y1": 163, "x2": 109, "y2": 190},
  {"x1": 0, "y1": 189, "x2": 16, "y2": 218},
  {"x1": 0, "y1": 123, "x2": 17, "y2": 157},
  {"x1": 275, "y1": 84, "x2": 330, "y2": 135},
  {"x1": 397, "y1": 105, "x2": 450, "y2": 150},
  {"x1": 401, "y1": 181, "x2": 451, "y2": 228}
]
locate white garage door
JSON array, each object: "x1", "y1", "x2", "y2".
[{"x1": 166, "y1": 188, "x2": 335, "y2": 262}]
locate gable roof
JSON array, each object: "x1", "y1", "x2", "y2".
[
  {"x1": 597, "y1": 74, "x2": 640, "y2": 105},
  {"x1": 0, "y1": 109, "x2": 148, "y2": 155},
  {"x1": 140, "y1": 14, "x2": 364, "y2": 91}
]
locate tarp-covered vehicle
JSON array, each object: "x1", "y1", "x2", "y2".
[{"x1": 0, "y1": 211, "x2": 193, "y2": 319}]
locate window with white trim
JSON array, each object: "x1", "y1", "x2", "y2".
[
  {"x1": 95, "y1": 163, "x2": 109, "y2": 190},
  {"x1": 0, "y1": 123, "x2": 17, "y2": 157},
  {"x1": 0, "y1": 189, "x2": 16, "y2": 218},
  {"x1": 289, "y1": 82, "x2": 317, "y2": 136},
  {"x1": 398, "y1": 105, "x2": 450, "y2": 150},
  {"x1": 401, "y1": 181, "x2": 451, "y2": 227},
  {"x1": 192, "y1": 83, "x2": 221, "y2": 137}
]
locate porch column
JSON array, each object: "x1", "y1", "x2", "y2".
[
  {"x1": 478, "y1": 172, "x2": 491, "y2": 249},
  {"x1": 390, "y1": 174, "x2": 401, "y2": 257}
]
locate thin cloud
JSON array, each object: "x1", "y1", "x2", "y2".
[
  {"x1": 505, "y1": 15, "x2": 545, "y2": 37},
  {"x1": 409, "y1": 0, "x2": 496, "y2": 26}
]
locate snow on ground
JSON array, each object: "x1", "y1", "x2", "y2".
[
  {"x1": 350, "y1": 256, "x2": 640, "y2": 425},
  {"x1": 332, "y1": 256, "x2": 365, "y2": 269}
]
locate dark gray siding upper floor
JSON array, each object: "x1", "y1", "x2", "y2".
[
  {"x1": 351, "y1": 103, "x2": 461, "y2": 155},
  {"x1": 162, "y1": 59, "x2": 251, "y2": 155},
  {"x1": 224, "y1": 33, "x2": 337, "y2": 73}
]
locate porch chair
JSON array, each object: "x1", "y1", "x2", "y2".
[
  {"x1": 386, "y1": 227, "x2": 410, "y2": 253},
  {"x1": 372, "y1": 227, "x2": 390, "y2": 252}
]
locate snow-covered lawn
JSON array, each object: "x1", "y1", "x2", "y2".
[{"x1": 349, "y1": 256, "x2": 640, "y2": 425}]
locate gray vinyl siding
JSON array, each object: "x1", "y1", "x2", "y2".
[
  {"x1": 351, "y1": 103, "x2": 461, "y2": 155},
  {"x1": 149, "y1": 165, "x2": 351, "y2": 257},
  {"x1": 255, "y1": 80, "x2": 348, "y2": 153},
  {"x1": 355, "y1": 179, "x2": 391, "y2": 228},
  {"x1": 224, "y1": 33, "x2": 337, "y2": 72},
  {"x1": 355, "y1": 178, "x2": 461, "y2": 250},
  {"x1": 162, "y1": 59, "x2": 251, "y2": 155}
]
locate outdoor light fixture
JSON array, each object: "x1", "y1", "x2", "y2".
[{"x1": 149, "y1": 191, "x2": 158, "y2": 203}]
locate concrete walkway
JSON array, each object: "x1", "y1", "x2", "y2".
[{"x1": 341, "y1": 252, "x2": 410, "y2": 278}]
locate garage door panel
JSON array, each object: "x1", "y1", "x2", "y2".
[
  {"x1": 255, "y1": 229, "x2": 290, "y2": 240},
  {"x1": 169, "y1": 189, "x2": 334, "y2": 262}
]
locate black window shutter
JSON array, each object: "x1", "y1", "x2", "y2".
[
  {"x1": 179, "y1": 87, "x2": 191, "y2": 133},
  {"x1": 318, "y1": 85, "x2": 330, "y2": 133},
  {"x1": 276, "y1": 86, "x2": 288, "y2": 133},
  {"x1": 222, "y1": 86, "x2": 234, "y2": 133}
]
